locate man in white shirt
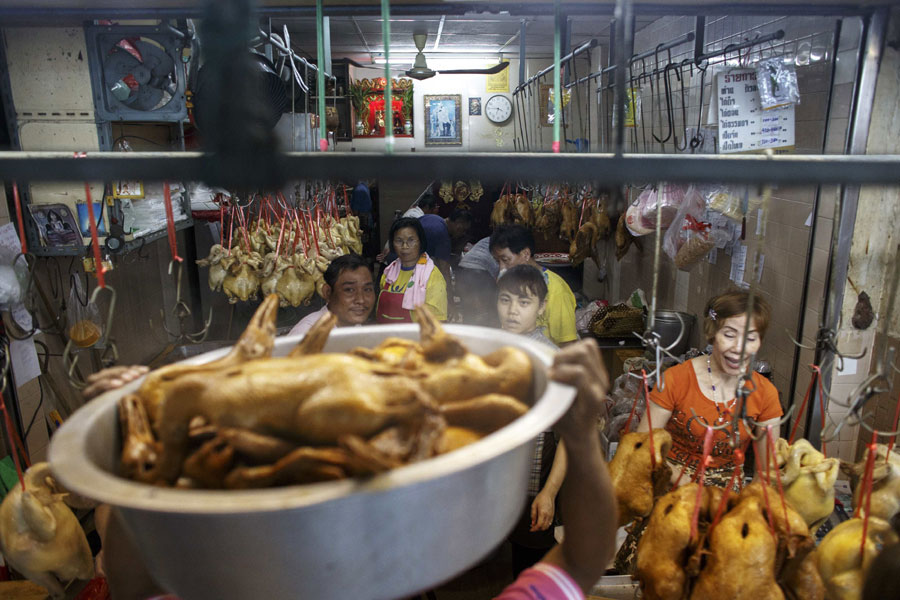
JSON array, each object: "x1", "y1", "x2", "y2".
[{"x1": 288, "y1": 254, "x2": 376, "y2": 337}]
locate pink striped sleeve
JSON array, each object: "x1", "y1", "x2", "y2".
[{"x1": 495, "y1": 562, "x2": 584, "y2": 600}]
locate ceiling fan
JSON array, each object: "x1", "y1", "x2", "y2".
[{"x1": 405, "y1": 33, "x2": 509, "y2": 80}]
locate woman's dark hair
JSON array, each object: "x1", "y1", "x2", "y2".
[
  {"x1": 703, "y1": 290, "x2": 772, "y2": 343},
  {"x1": 323, "y1": 253, "x2": 370, "y2": 288},
  {"x1": 489, "y1": 224, "x2": 535, "y2": 256},
  {"x1": 389, "y1": 217, "x2": 426, "y2": 253},
  {"x1": 47, "y1": 209, "x2": 62, "y2": 222},
  {"x1": 497, "y1": 264, "x2": 548, "y2": 304},
  {"x1": 449, "y1": 209, "x2": 473, "y2": 226}
]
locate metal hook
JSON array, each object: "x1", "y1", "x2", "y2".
[
  {"x1": 743, "y1": 405, "x2": 797, "y2": 441},
  {"x1": 687, "y1": 408, "x2": 733, "y2": 432},
  {"x1": 673, "y1": 61, "x2": 689, "y2": 151},
  {"x1": 152, "y1": 260, "x2": 213, "y2": 345}
]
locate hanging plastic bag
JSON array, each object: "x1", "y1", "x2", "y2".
[
  {"x1": 664, "y1": 186, "x2": 728, "y2": 270},
  {"x1": 704, "y1": 184, "x2": 746, "y2": 222},
  {"x1": 67, "y1": 275, "x2": 102, "y2": 348},
  {"x1": 625, "y1": 183, "x2": 685, "y2": 236},
  {"x1": 756, "y1": 57, "x2": 800, "y2": 110}
]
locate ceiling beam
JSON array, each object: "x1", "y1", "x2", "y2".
[{"x1": 433, "y1": 15, "x2": 445, "y2": 50}]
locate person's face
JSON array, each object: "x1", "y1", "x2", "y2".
[
  {"x1": 49, "y1": 212, "x2": 60, "y2": 223},
  {"x1": 497, "y1": 288, "x2": 544, "y2": 335},
  {"x1": 448, "y1": 219, "x2": 470, "y2": 240},
  {"x1": 491, "y1": 247, "x2": 530, "y2": 272},
  {"x1": 393, "y1": 227, "x2": 421, "y2": 266},
  {"x1": 710, "y1": 314, "x2": 761, "y2": 376},
  {"x1": 324, "y1": 267, "x2": 375, "y2": 326}
]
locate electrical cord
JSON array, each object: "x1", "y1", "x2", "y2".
[{"x1": 22, "y1": 376, "x2": 43, "y2": 441}]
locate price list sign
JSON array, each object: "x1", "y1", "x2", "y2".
[{"x1": 716, "y1": 69, "x2": 794, "y2": 154}]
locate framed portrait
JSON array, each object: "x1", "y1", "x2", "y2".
[
  {"x1": 112, "y1": 180, "x2": 144, "y2": 199},
  {"x1": 424, "y1": 94, "x2": 462, "y2": 146},
  {"x1": 75, "y1": 201, "x2": 108, "y2": 237},
  {"x1": 468, "y1": 97, "x2": 482, "y2": 116},
  {"x1": 29, "y1": 203, "x2": 83, "y2": 249}
]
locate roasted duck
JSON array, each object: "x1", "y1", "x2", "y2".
[
  {"x1": 772, "y1": 438, "x2": 839, "y2": 529},
  {"x1": 121, "y1": 298, "x2": 532, "y2": 488},
  {"x1": 636, "y1": 483, "x2": 716, "y2": 600},
  {"x1": 559, "y1": 196, "x2": 578, "y2": 241},
  {"x1": 512, "y1": 193, "x2": 534, "y2": 227},
  {"x1": 0, "y1": 463, "x2": 94, "y2": 598},
  {"x1": 589, "y1": 196, "x2": 612, "y2": 240},
  {"x1": 816, "y1": 517, "x2": 898, "y2": 600},
  {"x1": 569, "y1": 222, "x2": 599, "y2": 266},
  {"x1": 533, "y1": 200, "x2": 561, "y2": 238},
  {"x1": 843, "y1": 443, "x2": 900, "y2": 522},
  {"x1": 609, "y1": 429, "x2": 673, "y2": 526},
  {"x1": 491, "y1": 194, "x2": 512, "y2": 229}
]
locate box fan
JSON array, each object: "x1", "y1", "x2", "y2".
[{"x1": 85, "y1": 25, "x2": 187, "y2": 122}]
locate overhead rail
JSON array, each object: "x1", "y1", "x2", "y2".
[
  {"x1": 513, "y1": 38, "x2": 598, "y2": 95},
  {"x1": 566, "y1": 32, "x2": 694, "y2": 89}
]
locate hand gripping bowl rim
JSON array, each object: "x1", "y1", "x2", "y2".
[{"x1": 48, "y1": 323, "x2": 575, "y2": 514}]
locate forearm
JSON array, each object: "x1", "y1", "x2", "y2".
[
  {"x1": 543, "y1": 434, "x2": 616, "y2": 593},
  {"x1": 540, "y1": 441, "x2": 567, "y2": 498}
]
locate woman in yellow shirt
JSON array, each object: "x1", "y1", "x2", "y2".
[{"x1": 376, "y1": 217, "x2": 447, "y2": 322}]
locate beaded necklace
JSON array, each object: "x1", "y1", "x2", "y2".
[{"x1": 707, "y1": 354, "x2": 737, "y2": 424}]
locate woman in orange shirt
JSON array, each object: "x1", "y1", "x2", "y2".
[
  {"x1": 615, "y1": 291, "x2": 782, "y2": 573},
  {"x1": 637, "y1": 290, "x2": 783, "y2": 486}
]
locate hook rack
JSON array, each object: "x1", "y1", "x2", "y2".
[{"x1": 152, "y1": 261, "x2": 214, "y2": 346}]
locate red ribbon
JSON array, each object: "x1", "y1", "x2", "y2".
[
  {"x1": 759, "y1": 437, "x2": 777, "y2": 536},
  {"x1": 11, "y1": 183, "x2": 26, "y2": 254},
  {"x1": 766, "y1": 425, "x2": 791, "y2": 536},
  {"x1": 690, "y1": 427, "x2": 715, "y2": 541},
  {"x1": 683, "y1": 214, "x2": 711, "y2": 232},
  {"x1": 710, "y1": 449, "x2": 745, "y2": 530},
  {"x1": 0, "y1": 391, "x2": 31, "y2": 490},
  {"x1": 163, "y1": 182, "x2": 182, "y2": 263},
  {"x1": 83, "y1": 183, "x2": 106, "y2": 287},
  {"x1": 857, "y1": 433, "x2": 878, "y2": 560}
]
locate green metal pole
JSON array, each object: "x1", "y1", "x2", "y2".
[
  {"x1": 552, "y1": 0, "x2": 561, "y2": 153},
  {"x1": 381, "y1": 0, "x2": 394, "y2": 153},
  {"x1": 316, "y1": 0, "x2": 327, "y2": 151}
]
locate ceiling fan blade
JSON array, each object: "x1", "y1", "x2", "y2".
[{"x1": 437, "y1": 62, "x2": 510, "y2": 76}]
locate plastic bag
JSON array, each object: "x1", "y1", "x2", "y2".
[
  {"x1": 624, "y1": 184, "x2": 686, "y2": 236},
  {"x1": 756, "y1": 57, "x2": 800, "y2": 110},
  {"x1": 664, "y1": 186, "x2": 727, "y2": 270},
  {"x1": 704, "y1": 184, "x2": 745, "y2": 222},
  {"x1": 67, "y1": 275, "x2": 102, "y2": 348}
]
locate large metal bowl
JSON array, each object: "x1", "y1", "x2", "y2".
[{"x1": 49, "y1": 324, "x2": 574, "y2": 600}]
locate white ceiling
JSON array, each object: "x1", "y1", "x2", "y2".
[{"x1": 272, "y1": 14, "x2": 659, "y2": 64}]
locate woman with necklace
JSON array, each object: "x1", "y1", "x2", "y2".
[
  {"x1": 614, "y1": 291, "x2": 782, "y2": 574},
  {"x1": 635, "y1": 291, "x2": 782, "y2": 487}
]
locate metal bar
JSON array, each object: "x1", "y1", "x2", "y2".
[
  {"x1": 696, "y1": 29, "x2": 784, "y2": 64},
  {"x1": 381, "y1": 0, "x2": 393, "y2": 153},
  {"x1": 693, "y1": 16, "x2": 706, "y2": 65},
  {"x1": 0, "y1": 3, "x2": 879, "y2": 21},
  {"x1": 613, "y1": 0, "x2": 634, "y2": 156},
  {"x1": 434, "y1": 15, "x2": 446, "y2": 50},
  {"x1": 3, "y1": 153, "x2": 899, "y2": 187},
  {"x1": 316, "y1": 0, "x2": 327, "y2": 151},
  {"x1": 569, "y1": 31, "x2": 694, "y2": 88},
  {"x1": 808, "y1": 7, "x2": 889, "y2": 447},
  {"x1": 518, "y1": 19, "x2": 527, "y2": 91},
  {"x1": 513, "y1": 38, "x2": 598, "y2": 95},
  {"x1": 553, "y1": 0, "x2": 562, "y2": 153}
]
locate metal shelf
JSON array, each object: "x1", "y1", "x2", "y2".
[{"x1": 1, "y1": 151, "x2": 898, "y2": 187}]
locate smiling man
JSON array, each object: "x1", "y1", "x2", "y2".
[{"x1": 288, "y1": 254, "x2": 376, "y2": 336}]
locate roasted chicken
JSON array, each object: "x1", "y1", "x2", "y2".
[
  {"x1": 608, "y1": 429, "x2": 673, "y2": 526},
  {"x1": 491, "y1": 194, "x2": 513, "y2": 229},
  {"x1": 222, "y1": 248, "x2": 263, "y2": 303},
  {"x1": 533, "y1": 200, "x2": 561, "y2": 238},
  {"x1": 512, "y1": 194, "x2": 534, "y2": 227},
  {"x1": 569, "y1": 222, "x2": 599, "y2": 266},
  {"x1": 121, "y1": 298, "x2": 533, "y2": 488},
  {"x1": 196, "y1": 244, "x2": 231, "y2": 292},
  {"x1": 772, "y1": 438, "x2": 839, "y2": 530},
  {"x1": 0, "y1": 463, "x2": 94, "y2": 598}
]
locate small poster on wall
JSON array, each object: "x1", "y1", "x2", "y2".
[
  {"x1": 469, "y1": 97, "x2": 482, "y2": 116},
  {"x1": 29, "y1": 203, "x2": 82, "y2": 249},
  {"x1": 424, "y1": 95, "x2": 462, "y2": 146},
  {"x1": 486, "y1": 59, "x2": 510, "y2": 93},
  {"x1": 75, "y1": 201, "x2": 107, "y2": 237}
]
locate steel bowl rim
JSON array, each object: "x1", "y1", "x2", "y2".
[{"x1": 49, "y1": 323, "x2": 575, "y2": 514}]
